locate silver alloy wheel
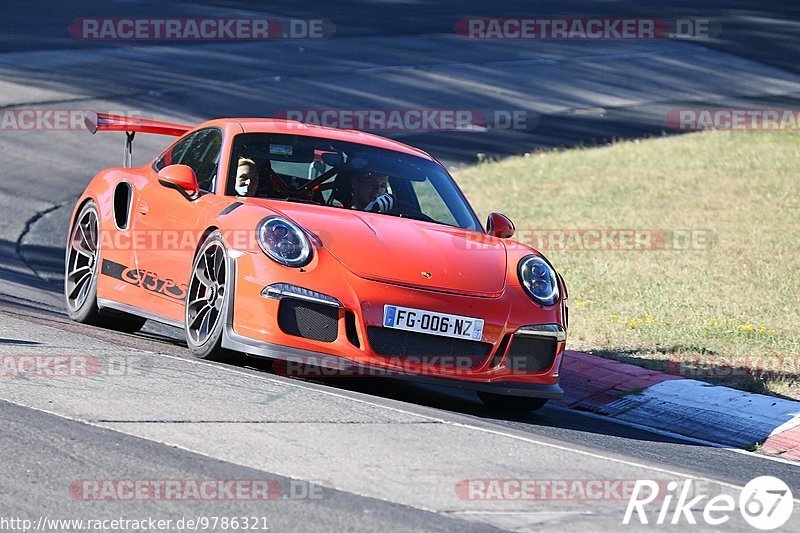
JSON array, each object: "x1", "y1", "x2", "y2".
[
  {"x1": 186, "y1": 240, "x2": 227, "y2": 346},
  {"x1": 65, "y1": 206, "x2": 99, "y2": 312}
]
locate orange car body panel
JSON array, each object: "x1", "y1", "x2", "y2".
[{"x1": 72, "y1": 116, "x2": 568, "y2": 390}]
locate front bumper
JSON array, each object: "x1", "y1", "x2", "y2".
[{"x1": 221, "y1": 250, "x2": 566, "y2": 398}]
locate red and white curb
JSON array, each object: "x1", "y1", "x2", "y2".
[{"x1": 556, "y1": 351, "x2": 800, "y2": 460}]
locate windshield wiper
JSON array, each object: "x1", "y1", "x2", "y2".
[
  {"x1": 280, "y1": 197, "x2": 323, "y2": 205},
  {"x1": 381, "y1": 210, "x2": 437, "y2": 224}
]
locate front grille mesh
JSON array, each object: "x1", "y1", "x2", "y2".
[
  {"x1": 277, "y1": 298, "x2": 338, "y2": 343},
  {"x1": 367, "y1": 327, "x2": 492, "y2": 369}
]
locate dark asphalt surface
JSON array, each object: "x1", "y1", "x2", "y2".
[{"x1": 2, "y1": 1, "x2": 798, "y2": 77}]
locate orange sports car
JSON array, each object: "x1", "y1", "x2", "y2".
[{"x1": 66, "y1": 112, "x2": 568, "y2": 411}]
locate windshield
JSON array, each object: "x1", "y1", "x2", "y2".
[{"x1": 227, "y1": 133, "x2": 481, "y2": 231}]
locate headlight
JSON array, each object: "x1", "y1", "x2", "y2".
[
  {"x1": 257, "y1": 216, "x2": 312, "y2": 267},
  {"x1": 518, "y1": 255, "x2": 559, "y2": 306}
]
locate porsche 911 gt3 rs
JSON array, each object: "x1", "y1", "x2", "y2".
[{"x1": 66, "y1": 112, "x2": 568, "y2": 411}]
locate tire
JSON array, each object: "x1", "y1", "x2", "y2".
[
  {"x1": 184, "y1": 231, "x2": 236, "y2": 361},
  {"x1": 65, "y1": 201, "x2": 146, "y2": 333},
  {"x1": 477, "y1": 391, "x2": 548, "y2": 412}
]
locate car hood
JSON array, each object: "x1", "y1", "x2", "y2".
[{"x1": 251, "y1": 201, "x2": 507, "y2": 296}]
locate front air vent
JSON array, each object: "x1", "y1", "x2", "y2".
[
  {"x1": 505, "y1": 336, "x2": 557, "y2": 373},
  {"x1": 345, "y1": 310, "x2": 360, "y2": 347},
  {"x1": 277, "y1": 298, "x2": 339, "y2": 343}
]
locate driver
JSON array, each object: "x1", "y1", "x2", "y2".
[
  {"x1": 351, "y1": 170, "x2": 394, "y2": 212},
  {"x1": 234, "y1": 157, "x2": 259, "y2": 197}
]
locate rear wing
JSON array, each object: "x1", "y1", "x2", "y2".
[{"x1": 84, "y1": 111, "x2": 192, "y2": 167}]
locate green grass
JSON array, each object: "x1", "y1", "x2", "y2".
[
  {"x1": 745, "y1": 442, "x2": 765, "y2": 453},
  {"x1": 454, "y1": 131, "x2": 800, "y2": 399}
]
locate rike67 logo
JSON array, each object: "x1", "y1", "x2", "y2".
[{"x1": 624, "y1": 476, "x2": 794, "y2": 529}]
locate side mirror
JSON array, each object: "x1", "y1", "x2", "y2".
[
  {"x1": 486, "y1": 212, "x2": 515, "y2": 238},
  {"x1": 157, "y1": 164, "x2": 199, "y2": 200}
]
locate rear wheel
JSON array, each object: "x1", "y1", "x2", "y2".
[
  {"x1": 185, "y1": 231, "x2": 236, "y2": 361},
  {"x1": 477, "y1": 391, "x2": 548, "y2": 412},
  {"x1": 65, "y1": 201, "x2": 146, "y2": 333}
]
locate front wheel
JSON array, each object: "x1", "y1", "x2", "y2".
[
  {"x1": 184, "y1": 231, "x2": 236, "y2": 361},
  {"x1": 477, "y1": 391, "x2": 548, "y2": 412}
]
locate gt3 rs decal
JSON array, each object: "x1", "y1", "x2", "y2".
[{"x1": 101, "y1": 259, "x2": 187, "y2": 301}]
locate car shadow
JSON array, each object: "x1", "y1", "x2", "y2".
[
  {"x1": 234, "y1": 355, "x2": 710, "y2": 447},
  {"x1": 0, "y1": 239, "x2": 64, "y2": 294}
]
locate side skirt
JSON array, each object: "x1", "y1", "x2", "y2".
[{"x1": 96, "y1": 297, "x2": 183, "y2": 328}]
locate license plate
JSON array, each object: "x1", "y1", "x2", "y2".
[{"x1": 382, "y1": 305, "x2": 484, "y2": 341}]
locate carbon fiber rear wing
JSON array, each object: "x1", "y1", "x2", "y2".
[{"x1": 84, "y1": 111, "x2": 192, "y2": 167}]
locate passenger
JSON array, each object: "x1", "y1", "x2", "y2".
[{"x1": 351, "y1": 170, "x2": 394, "y2": 212}]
